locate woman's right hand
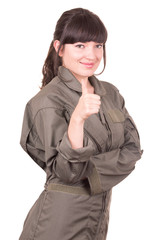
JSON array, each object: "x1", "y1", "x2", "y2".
[{"x1": 72, "y1": 80, "x2": 101, "y2": 122}]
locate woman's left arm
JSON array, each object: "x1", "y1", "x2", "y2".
[{"x1": 87, "y1": 94, "x2": 143, "y2": 195}]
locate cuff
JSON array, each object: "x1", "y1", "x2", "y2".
[{"x1": 56, "y1": 131, "x2": 96, "y2": 163}]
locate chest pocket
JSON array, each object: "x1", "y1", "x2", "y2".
[
  {"x1": 108, "y1": 108, "x2": 125, "y2": 123},
  {"x1": 107, "y1": 108, "x2": 125, "y2": 149}
]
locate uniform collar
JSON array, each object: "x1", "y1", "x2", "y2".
[{"x1": 58, "y1": 66, "x2": 106, "y2": 96}]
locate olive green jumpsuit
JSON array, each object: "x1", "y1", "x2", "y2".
[{"x1": 19, "y1": 66, "x2": 143, "y2": 240}]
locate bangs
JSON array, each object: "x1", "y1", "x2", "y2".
[{"x1": 61, "y1": 13, "x2": 107, "y2": 44}]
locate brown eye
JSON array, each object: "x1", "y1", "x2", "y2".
[
  {"x1": 75, "y1": 44, "x2": 85, "y2": 49},
  {"x1": 96, "y1": 44, "x2": 103, "y2": 49}
]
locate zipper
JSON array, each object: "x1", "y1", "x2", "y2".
[
  {"x1": 102, "y1": 191, "x2": 107, "y2": 212},
  {"x1": 103, "y1": 114, "x2": 112, "y2": 151},
  {"x1": 99, "y1": 106, "x2": 112, "y2": 151},
  {"x1": 103, "y1": 113, "x2": 112, "y2": 151},
  {"x1": 94, "y1": 191, "x2": 107, "y2": 239}
]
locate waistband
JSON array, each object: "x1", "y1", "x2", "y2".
[{"x1": 46, "y1": 183, "x2": 91, "y2": 195}]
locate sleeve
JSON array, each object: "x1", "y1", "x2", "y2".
[
  {"x1": 20, "y1": 105, "x2": 96, "y2": 183},
  {"x1": 88, "y1": 93, "x2": 143, "y2": 194}
]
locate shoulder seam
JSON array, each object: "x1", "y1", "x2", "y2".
[{"x1": 33, "y1": 106, "x2": 64, "y2": 121}]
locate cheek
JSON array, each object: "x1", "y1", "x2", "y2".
[
  {"x1": 71, "y1": 52, "x2": 83, "y2": 61},
  {"x1": 62, "y1": 53, "x2": 72, "y2": 66},
  {"x1": 64, "y1": 52, "x2": 80, "y2": 63},
  {"x1": 94, "y1": 53, "x2": 103, "y2": 67},
  {"x1": 98, "y1": 50, "x2": 103, "y2": 61}
]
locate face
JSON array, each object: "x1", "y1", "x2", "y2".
[{"x1": 55, "y1": 41, "x2": 104, "y2": 82}]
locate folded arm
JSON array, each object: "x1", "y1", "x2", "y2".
[{"x1": 88, "y1": 94, "x2": 143, "y2": 194}]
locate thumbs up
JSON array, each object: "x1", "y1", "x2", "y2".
[
  {"x1": 81, "y1": 80, "x2": 89, "y2": 95},
  {"x1": 71, "y1": 79, "x2": 101, "y2": 121}
]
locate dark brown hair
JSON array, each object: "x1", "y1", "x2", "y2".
[{"x1": 41, "y1": 8, "x2": 108, "y2": 88}]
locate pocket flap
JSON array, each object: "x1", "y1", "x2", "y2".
[{"x1": 108, "y1": 108, "x2": 125, "y2": 122}]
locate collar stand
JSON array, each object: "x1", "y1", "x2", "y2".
[{"x1": 58, "y1": 66, "x2": 106, "y2": 96}]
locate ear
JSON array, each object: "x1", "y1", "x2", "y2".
[{"x1": 53, "y1": 40, "x2": 63, "y2": 57}]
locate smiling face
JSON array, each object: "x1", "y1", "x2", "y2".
[{"x1": 54, "y1": 41, "x2": 104, "y2": 82}]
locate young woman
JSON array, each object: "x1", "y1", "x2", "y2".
[{"x1": 19, "y1": 8, "x2": 143, "y2": 240}]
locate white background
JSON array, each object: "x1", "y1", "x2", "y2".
[{"x1": 0, "y1": 0, "x2": 158, "y2": 239}]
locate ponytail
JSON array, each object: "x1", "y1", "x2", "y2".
[{"x1": 41, "y1": 41, "x2": 62, "y2": 88}]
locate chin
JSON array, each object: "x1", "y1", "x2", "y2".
[
  {"x1": 80, "y1": 72, "x2": 94, "y2": 78},
  {"x1": 84, "y1": 69, "x2": 97, "y2": 77}
]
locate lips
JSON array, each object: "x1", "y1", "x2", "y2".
[{"x1": 80, "y1": 62, "x2": 94, "y2": 68}]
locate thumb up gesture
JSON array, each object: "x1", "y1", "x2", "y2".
[{"x1": 73, "y1": 79, "x2": 101, "y2": 122}]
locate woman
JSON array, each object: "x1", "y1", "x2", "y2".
[{"x1": 19, "y1": 8, "x2": 143, "y2": 240}]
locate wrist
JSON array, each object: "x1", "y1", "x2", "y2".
[{"x1": 71, "y1": 111, "x2": 85, "y2": 125}]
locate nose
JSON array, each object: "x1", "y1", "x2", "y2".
[{"x1": 85, "y1": 46, "x2": 96, "y2": 60}]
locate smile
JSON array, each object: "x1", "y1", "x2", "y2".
[{"x1": 80, "y1": 62, "x2": 95, "y2": 68}]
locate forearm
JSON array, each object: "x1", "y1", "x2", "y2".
[
  {"x1": 87, "y1": 115, "x2": 143, "y2": 194},
  {"x1": 67, "y1": 112, "x2": 85, "y2": 149}
]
